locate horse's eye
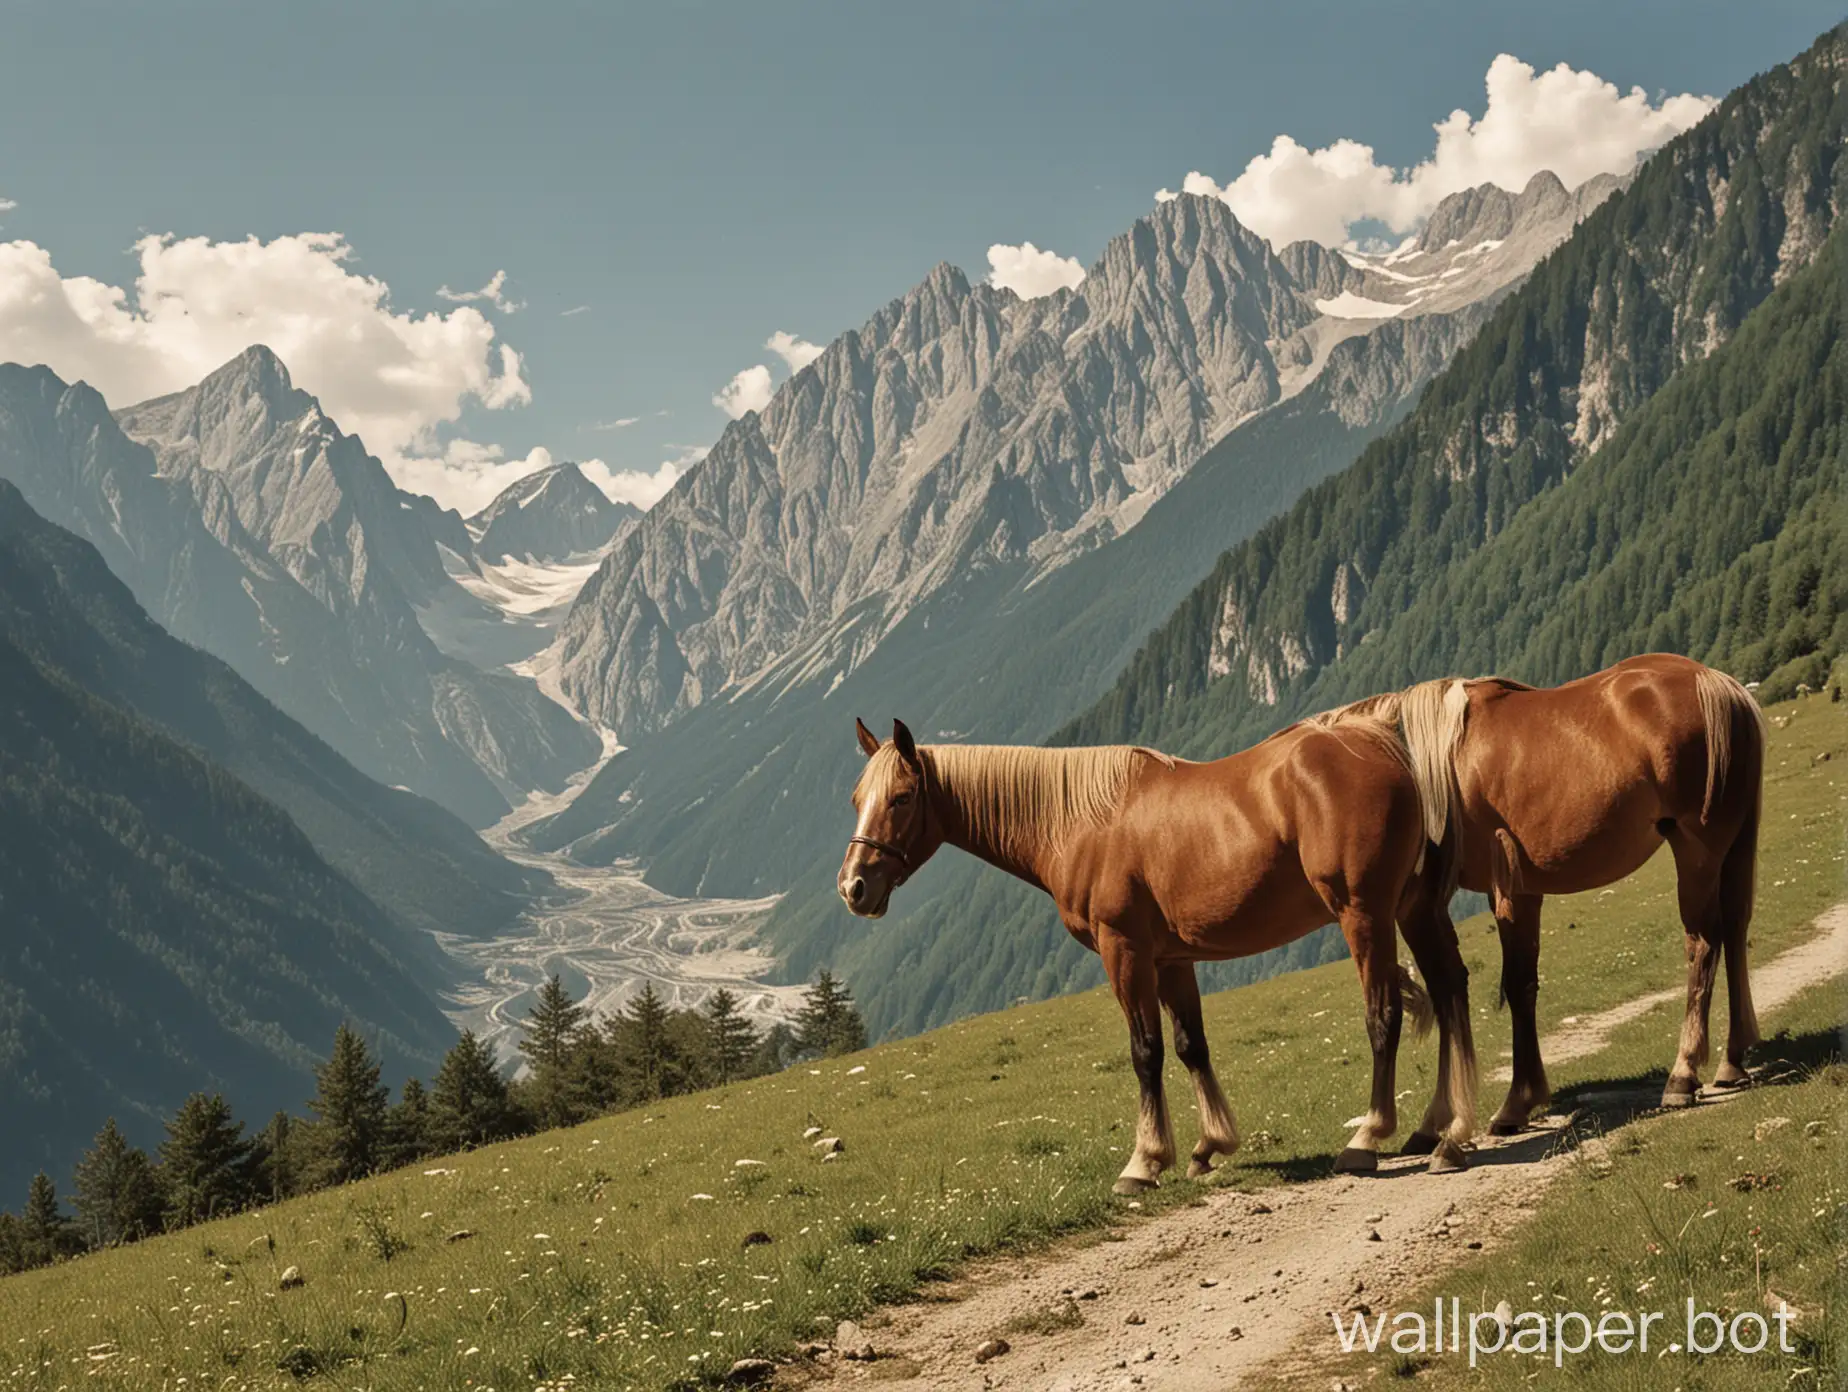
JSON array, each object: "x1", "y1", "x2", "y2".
[{"x1": 892, "y1": 793, "x2": 912, "y2": 808}]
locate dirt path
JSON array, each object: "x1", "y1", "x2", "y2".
[{"x1": 797, "y1": 904, "x2": 1847, "y2": 1391}]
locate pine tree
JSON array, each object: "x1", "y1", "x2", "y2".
[
  {"x1": 609, "y1": 983, "x2": 679, "y2": 1103},
  {"x1": 752, "y1": 1021, "x2": 801, "y2": 1075},
  {"x1": 306, "y1": 1023, "x2": 391, "y2": 1186},
  {"x1": 159, "y1": 1093, "x2": 255, "y2": 1227},
  {"x1": 73, "y1": 1119, "x2": 164, "y2": 1248},
  {"x1": 254, "y1": 1111, "x2": 299, "y2": 1205},
  {"x1": 795, "y1": 970, "x2": 867, "y2": 1058},
  {"x1": 429, "y1": 1030, "x2": 517, "y2": 1151},
  {"x1": 19, "y1": 1172, "x2": 77, "y2": 1266},
  {"x1": 519, "y1": 974, "x2": 589, "y2": 1129},
  {"x1": 703, "y1": 988, "x2": 760, "y2": 1085},
  {"x1": 384, "y1": 1077, "x2": 433, "y2": 1169},
  {"x1": 0, "y1": 1212, "x2": 23, "y2": 1275}
]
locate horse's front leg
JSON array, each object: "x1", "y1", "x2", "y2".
[
  {"x1": 1158, "y1": 962, "x2": 1239, "y2": 1177},
  {"x1": 1100, "y1": 927, "x2": 1174, "y2": 1194}
]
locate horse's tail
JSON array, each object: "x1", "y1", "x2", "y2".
[
  {"x1": 1694, "y1": 664, "x2": 1766, "y2": 1051},
  {"x1": 1395, "y1": 678, "x2": 1471, "y2": 897},
  {"x1": 1693, "y1": 665, "x2": 1767, "y2": 827},
  {"x1": 1396, "y1": 964, "x2": 1435, "y2": 1040}
]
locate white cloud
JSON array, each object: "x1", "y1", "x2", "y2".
[
  {"x1": 765, "y1": 330, "x2": 824, "y2": 372},
  {"x1": 436, "y1": 268, "x2": 523, "y2": 313},
  {"x1": 0, "y1": 231, "x2": 531, "y2": 494},
  {"x1": 0, "y1": 197, "x2": 16, "y2": 214},
  {"x1": 583, "y1": 444, "x2": 705, "y2": 510},
  {"x1": 713, "y1": 363, "x2": 773, "y2": 419},
  {"x1": 560, "y1": 304, "x2": 590, "y2": 317},
  {"x1": 986, "y1": 242, "x2": 1086, "y2": 298},
  {"x1": 1157, "y1": 55, "x2": 1716, "y2": 247},
  {"x1": 589, "y1": 415, "x2": 641, "y2": 432}
]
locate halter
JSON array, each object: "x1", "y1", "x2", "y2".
[
  {"x1": 846, "y1": 833, "x2": 913, "y2": 870},
  {"x1": 847, "y1": 755, "x2": 930, "y2": 879}
]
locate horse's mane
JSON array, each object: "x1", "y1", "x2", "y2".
[
  {"x1": 858, "y1": 742, "x2": 1166, "y2": 863},
  {"x1": 1301, "y1": 680, "x2": 1470, "y2": 847}
]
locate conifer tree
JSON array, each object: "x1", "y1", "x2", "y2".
[
  {"x1": 610, "y1": 983, "x2": 679, "y2": 1103},
  {"x1": 703, "y1": 988, "x2": 760, "y2": 1085},
  {"x1": 73, "y1": 1119, "x2": 164, "y2": 1248},
  {"x1": 752, "y1": 1021, "x2": 802, "y2": 1075},
  {"x1": 0, "y1": 1212, "x2": 23, "y2": 1275},
  {"x1": 795, "y1": 969, "x2": 867, "y2": 1058},
  {"x1": 429, "y1": 1029, "x2": 517, "y2": 1151},
  {"x1": 384, "y1": 1077, "x2": 433, "y2": 1168},
  {"x1": 255, "y1": 1111, "x2": 299, "y2": 1205},
  {"x1": 159, "y1": 1093, "x2": 255, "y2": 1227},
  {"x1": 518, "y1": 974, "x2": 589, "y2": 1129},
  {"x1": 19, "y1": 1172, "x2": 77, "y2": 1266},
  {"x1": 307, "y1": 1023, "x2": 391, "y2": 1186}
]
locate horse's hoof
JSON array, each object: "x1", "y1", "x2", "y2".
[
  {"x1": 1428, "y1": 1142, "x2": 1469, "y2": 1175},
  {"x1": 1660, "y1": 1077, "x2": 1699, "y2": 1108},
  {"x1": 1113, "y1": 1176, "x2": 1158, "y2": 1196},
  {"x1": 1399, "y1": 1131, "x2": 1440, "y2": 1157},
  {"x1": 1187, "y1": 1157, "x2": 1214, "y2": 1179},
  {"x1": 1711, "y1": 1064, "x2": 1751, "y2": 1090},
  {"x1": 1334, "y1": 1147, "x2": 1378, "y2": 1175},
  {"x1": 1488, "y1": 1120, "x2": 1525, "y2": 1137}
]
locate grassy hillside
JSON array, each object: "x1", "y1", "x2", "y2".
[{"x1": 3, "y1": 692, "x2": 1838, "y2": 1390}]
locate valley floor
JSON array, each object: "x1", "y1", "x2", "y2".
[{"x1": 438, "y1": 741, "x2": 805, "y2": 1057}]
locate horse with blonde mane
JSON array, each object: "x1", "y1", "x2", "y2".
[
  {"x1": 1378, "y1": 653, "x2": 1765, "y2": 1145},
  {"x1": 836, "y1": 710, "x2": 1480, "y2": 1189}
]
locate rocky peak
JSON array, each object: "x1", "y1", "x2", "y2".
[{"x1": 471, "y1": 460, "x2": 638, "y2": 563}]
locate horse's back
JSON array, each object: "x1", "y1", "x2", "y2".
[{"x1": 1458, "y1": 655, "x2": 1747, "y2": 891}]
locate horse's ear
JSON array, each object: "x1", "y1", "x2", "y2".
[
  {"x1": 892, "y1": 718, "x2": 920, "y2": 771},
  {"x1": 854, "y1": 718, "x2": 880, "y2": 758}
]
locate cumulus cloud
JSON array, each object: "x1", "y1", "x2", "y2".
[
  {"x1": 765, "y1": 330, "x2": 824, "y2": 372},
  {"x1": 583, "y1": 443, "x2": 705, "y2": 510},
  {"x1": 713, "y1": 362, "x2": 774, "y2": 419},
  {"x1": 1157, "y1": 55, "x2": 1716, "y2": 247},
  {"x1": 0, "y1": 231, "x2": 531, "y2": 492},
  {"x1": 986, "y1": 241, "x2": 1086, "y2": 298},
  {"x1": 436, "y1": 268, "x2": 523, "y2": 313},
  {"x1": 0, "y1": 197, "x2": 16, "y2": 214}
]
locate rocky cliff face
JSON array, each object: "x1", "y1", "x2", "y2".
[
  {"x1": 546, "y1": 176, "x2": 1616, "y2": 741},
  {"x1": 470, "y1": 460, "x2": 639, "y2": 563}
]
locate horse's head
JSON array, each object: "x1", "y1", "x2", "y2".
[{"x1": 839, "y1": 717, "x2": 939, "y2": 918}]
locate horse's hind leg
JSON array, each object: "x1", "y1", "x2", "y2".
[
  {"x1": 1399, "y1": 901, "x2": 1477, "y2": 1171},
  {"x1": 1100, "y1": 928, "x2": 1175, "y2": 1194},
  {"x1": 1664, "y1": 837, "x2": 1726, "y2": 1107},
  {"x1": 1335, "y1": 905, "x2": 1402, "y2": 1176},
  {"x1": 1713, "y1": 803, "x2": 1761, "y2": 1090},
  {"x1": 1158, "y1": 963, "x2": 1238, "y2": 1178},
  {"x1": 1490, "y1": 893, "x2": 1551, "y2": 1134}
]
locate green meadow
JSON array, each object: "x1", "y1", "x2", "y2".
[{"x1": 1, "y1": 695, "x2": 1841, "y2": 1390}]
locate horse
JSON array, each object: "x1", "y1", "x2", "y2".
[
  {"x1": 835, "y1": 705, "x2": 1480, "y2": 1191},
  {"x1": 1380, "y1": 653, "x2": 1765, "y2": 1145}
]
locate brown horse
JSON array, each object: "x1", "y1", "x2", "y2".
[
  {"x1": 1384, "y1": 653, "x2": 1765, "y2": 1146},
  {"x1": 836, "y1": 707, "x2": 1480, "y2": 1190}
]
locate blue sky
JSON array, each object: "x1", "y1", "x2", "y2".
[{"x1": 0, "y1": 1, "x2": 1838, "y2": 512}]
